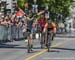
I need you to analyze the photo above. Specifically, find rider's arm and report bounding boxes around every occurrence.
[53,28,56,33]
[43,23,48,32]
[18,7,25,15]
[52,23,56,33]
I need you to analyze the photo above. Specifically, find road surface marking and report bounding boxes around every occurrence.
[43,57,75,60]
[25,40,69,60]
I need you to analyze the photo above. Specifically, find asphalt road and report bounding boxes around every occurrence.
[0,37,75,60]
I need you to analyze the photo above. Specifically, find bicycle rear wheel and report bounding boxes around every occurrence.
[47,38,51,52]
[27,32,32,53]
[41,33,45,49]
[27,39,31,53]
[47,32,52,52]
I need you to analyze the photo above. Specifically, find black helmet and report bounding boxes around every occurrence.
[47,20,52,24]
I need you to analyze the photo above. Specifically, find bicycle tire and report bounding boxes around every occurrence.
[41,33,45,49]
[47,31,52,52]
[27,39,31,53]
[47,38,51,52]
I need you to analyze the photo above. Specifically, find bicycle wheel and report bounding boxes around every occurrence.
[41,33,45,49]
[47,32,52,52]
[47,37,51,52]
[27,39,31,53]
[27,32,32,53]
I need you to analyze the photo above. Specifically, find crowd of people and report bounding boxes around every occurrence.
[0,2,57,43]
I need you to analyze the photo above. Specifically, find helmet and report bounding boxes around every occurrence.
[40,15,44,19]
[47,20,52,24]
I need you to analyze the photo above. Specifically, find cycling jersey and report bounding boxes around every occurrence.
[27,20,33,32]
[43,22,56,33]
[37,20,46,32]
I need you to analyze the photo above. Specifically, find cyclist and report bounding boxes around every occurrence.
[26,10,35,52]
[37,15,46,38]
[37,14,46,48]
[43,19,56,47]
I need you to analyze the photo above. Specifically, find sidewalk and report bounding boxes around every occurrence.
[56,32,75,38]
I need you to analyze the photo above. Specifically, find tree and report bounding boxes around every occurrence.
[17,0,71,18]
[43,0,71,17]
[17,0,27,10]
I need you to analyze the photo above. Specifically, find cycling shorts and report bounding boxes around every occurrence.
[46,28,53,35]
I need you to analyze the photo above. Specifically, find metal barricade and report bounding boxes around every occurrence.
[0,24,23,43]
[0,25,8,42]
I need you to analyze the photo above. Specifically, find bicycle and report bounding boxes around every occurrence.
[40,32,45,49]
[27,27,36,53]
[45,30,53,52]
[27,32,33,53]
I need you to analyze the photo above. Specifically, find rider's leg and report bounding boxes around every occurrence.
[23,32,27,39]
[45,32,48,47]
[52,32,56,41]
[29,34,33,48]
[45,31,51,47]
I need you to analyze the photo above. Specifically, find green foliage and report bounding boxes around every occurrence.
[43,0,71,16]
[71,1,75,8]
[17,0,72,18]
[17,0,27,9]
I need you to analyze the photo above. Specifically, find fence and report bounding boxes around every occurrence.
[0,24,23,42]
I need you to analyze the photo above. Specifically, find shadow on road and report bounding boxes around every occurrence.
[49,50,60,52]
[0,43,19,48]
[52,47,75,51]
[1,43,75,52]
[0,43,27,49]
[0,43,42,49]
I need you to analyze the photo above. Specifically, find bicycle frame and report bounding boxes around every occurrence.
[46,31,53,52]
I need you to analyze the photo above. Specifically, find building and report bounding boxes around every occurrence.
[6,0,17,13]
[0,0,7,17]
[0,0,17,14]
